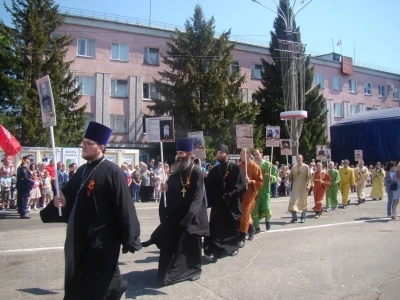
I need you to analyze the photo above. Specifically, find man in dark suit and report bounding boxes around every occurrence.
[16,155,35,219]
[318,147,325,156]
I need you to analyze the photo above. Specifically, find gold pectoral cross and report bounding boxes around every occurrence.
[181,187,187,197]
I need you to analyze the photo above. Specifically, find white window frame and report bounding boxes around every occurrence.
[332,77,342,90]
[251,64,263,79]
[394,88,399,100]
[110,114,127,134]
[143,82,160,100]
[111,43,129,61]
[314,74,325,88]
[77,38,96,58]
[350,105,358,115]
[378,85,386,97]
[333,103,343,117]
[143,47,159,65]
[349,80,357,93]
[364,82,372,95]
[111,79,128,97]
[230,61,240,74]
[77,76,95,96]
[84,113,94,130]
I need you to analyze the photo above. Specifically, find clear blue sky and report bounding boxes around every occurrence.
[1,0,399,73]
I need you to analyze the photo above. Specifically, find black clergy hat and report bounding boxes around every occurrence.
[218,144,229,155]
[176,138,194,153]
[84,122,112,146]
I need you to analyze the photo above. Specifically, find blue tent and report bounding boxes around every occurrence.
[330,107,400,162]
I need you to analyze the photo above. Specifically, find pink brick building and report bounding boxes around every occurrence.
[55,12,400,161]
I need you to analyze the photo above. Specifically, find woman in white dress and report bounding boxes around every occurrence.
[28,163,41,211]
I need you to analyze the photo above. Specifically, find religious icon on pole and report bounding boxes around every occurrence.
[280,139,292,156]
[36,75,56,128]
[266,126,280,147]
[316,145,327,161]
[354,150,363,162]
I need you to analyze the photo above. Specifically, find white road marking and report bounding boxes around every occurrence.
[0,247,63,253]
[0,217,389,254]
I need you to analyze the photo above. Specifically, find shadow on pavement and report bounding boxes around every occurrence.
[353,217,390,223]
[123,268,167,298]
[17,288,59,295]
[135,255,159,264]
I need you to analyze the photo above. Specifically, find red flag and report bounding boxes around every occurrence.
[0,125,22,156]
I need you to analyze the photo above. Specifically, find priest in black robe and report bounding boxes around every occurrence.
[203,144,246,263]
[40,122,142,300]
[141,138,209,285]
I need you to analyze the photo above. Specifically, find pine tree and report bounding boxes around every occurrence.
[0,0,85,147]
[148,5,258,161]
[254,0,327,162]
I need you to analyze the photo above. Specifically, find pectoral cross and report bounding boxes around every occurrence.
[181,187,186,197]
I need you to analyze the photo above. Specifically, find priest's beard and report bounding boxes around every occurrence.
[171,157,191,174]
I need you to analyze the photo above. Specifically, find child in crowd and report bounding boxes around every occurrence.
[42,170,53,208]
[0,176,11,210]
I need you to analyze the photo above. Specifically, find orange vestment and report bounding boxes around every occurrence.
[312,170,331,212]
[239,160,263,233]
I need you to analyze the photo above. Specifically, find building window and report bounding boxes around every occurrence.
[364,82,372,95]
[394,88,399,100]
[378,85,386,97]
[77,38,96,57]
[84,113,94,130]
[333,103,342,117]
[77,76,95,95]
[350,105,358,115]
[230,61,240,74]
[251,64,262,79]
[332,77,342,90]
[143,82,160,100]
[366,107,372,111]
[314,74,324,88]
[111,80,128,97]
[110,114,127,134]
[373,105,380,110]
[144,47,159,65]
[111,43,129,61]
[349,80,357,93]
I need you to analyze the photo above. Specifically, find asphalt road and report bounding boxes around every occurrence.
[0,187,399,300]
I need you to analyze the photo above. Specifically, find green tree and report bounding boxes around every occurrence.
[148,5,258,161]
[0,0,85,147]
[254,0,327,162]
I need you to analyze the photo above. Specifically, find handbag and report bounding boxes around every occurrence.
[390,182,398,191]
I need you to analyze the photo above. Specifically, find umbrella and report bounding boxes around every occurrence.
[0,125,21,156]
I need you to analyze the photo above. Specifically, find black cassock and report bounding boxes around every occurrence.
[147,164,209,283]
[40,157,142,300]
[203,161,246,257]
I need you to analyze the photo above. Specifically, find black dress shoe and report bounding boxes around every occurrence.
[205,254,218,263]
[266,222,271,231]
[229,250,238,256]
[159,279,174,286]
[248,225,256,240]
[238,239,245,248]
[290,219,297,223]
[255,227,261,234]
[189,274,200,281]
[20,215,31,219]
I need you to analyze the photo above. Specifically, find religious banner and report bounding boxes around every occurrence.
[36,75,56,128]
[354,150,363,161]
[236,124,254,149]
[266,126,280,147]
[62,148,81,168]
[316,145,328,161]
[280,139,292,156]
[145,116,175,143]
[188,131,206,159]
[326,148,332,161]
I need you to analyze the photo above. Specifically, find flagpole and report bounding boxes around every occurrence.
[49,126,62,217]
[245,148,248,189]
[340,36,342,56]
[160,141,167,207]
[332,38,334,53]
